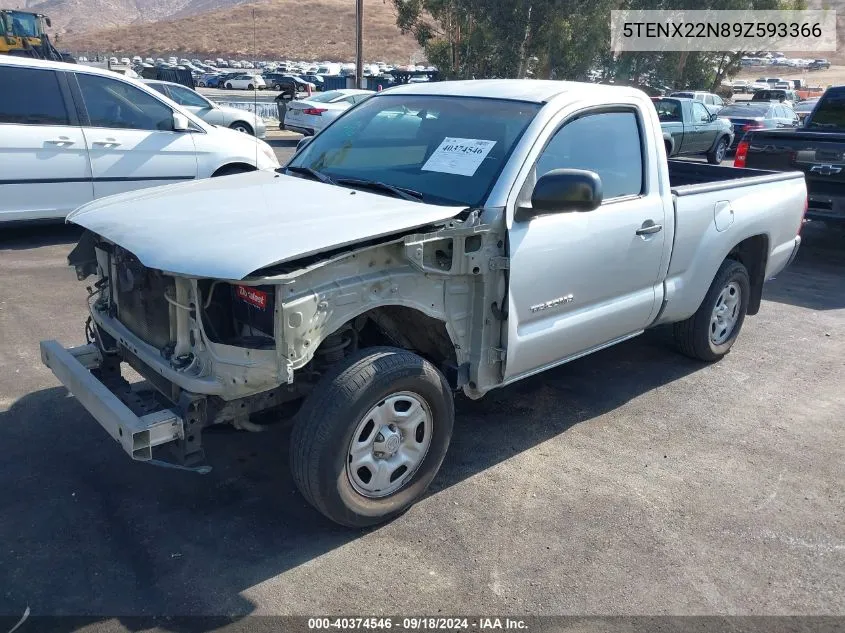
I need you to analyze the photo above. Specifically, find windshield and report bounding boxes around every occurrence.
[670,92,694,99]
[306,90,347,103]
[806,92,845,129]
[288,95,540,207]
[795,100,818,113]
[719,105,769,117]
[754,90,787,100]
[7,11,39,37]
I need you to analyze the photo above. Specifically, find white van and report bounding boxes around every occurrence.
[0,56,279,223]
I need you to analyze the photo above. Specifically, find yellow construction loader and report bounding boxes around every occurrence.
[0,9,71,61]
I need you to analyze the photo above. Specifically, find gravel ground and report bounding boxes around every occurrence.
[0,213,842,626]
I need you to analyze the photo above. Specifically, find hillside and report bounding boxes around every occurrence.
[52,0,422,64]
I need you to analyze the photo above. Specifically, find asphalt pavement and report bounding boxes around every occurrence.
[0,213,843,626]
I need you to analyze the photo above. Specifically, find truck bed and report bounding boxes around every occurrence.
[655,160,806,327]
[667,160,803,194]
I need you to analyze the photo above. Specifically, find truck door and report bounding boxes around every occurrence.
[503,107,667,381]
[691,101,716,152]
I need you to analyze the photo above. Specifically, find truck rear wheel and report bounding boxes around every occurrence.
[673,259,750,362]
[290,347,454,527]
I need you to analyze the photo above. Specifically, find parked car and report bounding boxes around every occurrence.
[264,73,313,94]
[0,56,279,223]
[302,73,325,88]
[736,85,845,224]
[40,80,805,527]
[750,88,799,108]
[144,80,267,138]
[668,91,726,113]
[731,80,751,94]
[793,98,819,124]
[809,59,831,70]
[282,89,373,136]
[195,72,219,87]
[223,74,266,90]
[652,97,734,163]
[716,102,799,150]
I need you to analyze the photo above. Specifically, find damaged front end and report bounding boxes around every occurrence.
[42,210,507,469]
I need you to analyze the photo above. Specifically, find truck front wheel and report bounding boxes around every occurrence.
[290,347,454,527]
[673,259,750,362]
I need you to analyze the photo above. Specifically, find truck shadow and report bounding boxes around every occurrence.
[762,221,845,311]
[0,223,82,250]
[0,329,699,626]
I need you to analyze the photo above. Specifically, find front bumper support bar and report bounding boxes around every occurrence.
[40,340,184,461]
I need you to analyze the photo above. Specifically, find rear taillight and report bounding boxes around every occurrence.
[734,141,749,167]
[302,107,327,116]
[742,122,765,131]
[799,196,808,235]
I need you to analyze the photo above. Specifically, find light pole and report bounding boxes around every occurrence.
[356,0,363,89]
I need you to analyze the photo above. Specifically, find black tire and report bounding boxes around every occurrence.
[707,136,729,164]
[273,83,282,91]
[664,140,672,157]
[673,259,751,362]
[225,82,232,90]
[247,83,254,90]
[229,121,254,136]
[290,347,454,528]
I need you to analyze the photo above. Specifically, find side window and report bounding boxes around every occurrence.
[0,66,70,125]
[167,85,210,108]
[714,95,723,107]
[704,95,714,105]
[342,95,358,104]
[692,102,710,123]
[148,83,169,97]
[77,73,174,131]
[535,110,644,200]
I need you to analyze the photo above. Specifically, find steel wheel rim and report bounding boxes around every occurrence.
[233,124,249,134]
[347,391,433,498]
[716,139,727,162]
[710,280,741,345]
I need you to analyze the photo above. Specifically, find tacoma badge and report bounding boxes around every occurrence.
[530,295,574,313]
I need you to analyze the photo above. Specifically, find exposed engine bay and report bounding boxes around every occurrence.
[63,210,506,468]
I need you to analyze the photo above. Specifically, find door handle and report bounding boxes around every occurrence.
[46,138,74,146]
[636,222,663,236]
[92,140,121,147]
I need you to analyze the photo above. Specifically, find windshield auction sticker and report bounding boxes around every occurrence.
[422,138,497,177]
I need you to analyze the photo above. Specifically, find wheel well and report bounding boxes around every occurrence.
[229,121,254,133]
[212,162,256,177]
[727,234,768,315]
[314,306,462,387]
[664,138,673,155]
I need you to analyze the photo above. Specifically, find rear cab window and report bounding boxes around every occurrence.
[805,89,845,129]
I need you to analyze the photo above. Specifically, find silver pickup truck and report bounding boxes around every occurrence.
[41,80,806,527]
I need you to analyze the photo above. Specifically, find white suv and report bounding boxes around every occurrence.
[0,56,279,223]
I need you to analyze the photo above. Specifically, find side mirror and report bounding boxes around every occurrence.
[45,16,52,27]
[710,113,719,122]
[296,136,314,152]
[172,112,190,131]
[516,169,603,221]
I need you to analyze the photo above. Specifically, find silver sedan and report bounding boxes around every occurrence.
[144,80,267,138]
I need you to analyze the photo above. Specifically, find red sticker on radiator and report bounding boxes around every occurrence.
[236,285,268,310]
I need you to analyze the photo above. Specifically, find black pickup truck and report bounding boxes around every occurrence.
[735,86,845,224]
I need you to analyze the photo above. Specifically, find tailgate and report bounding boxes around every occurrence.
[744,129,845,184]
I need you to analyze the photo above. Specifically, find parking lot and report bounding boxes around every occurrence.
[1,197,843,623]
